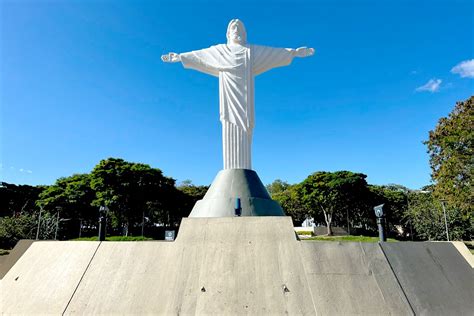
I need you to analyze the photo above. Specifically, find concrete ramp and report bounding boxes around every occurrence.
[381,242,474,316]
[0,239,34,279]
[65,217,315,315]
[0,241,99,315]
[300,242,413,315]
[1,217,472,315]
[64,241,179,314]
[451,241,474,268]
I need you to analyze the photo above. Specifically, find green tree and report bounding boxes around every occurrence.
[271,184,309,225]
[266,179,290,196]
[37,174,96,222]
[406,189,472,240]
[0,182,44,217]
[177,180,209,217]
[369,185,409,238]
[177,180,208,202]
[90,158,177,235]
[299,171,369,235]
[425,96,473,231]
[0,214,36,248]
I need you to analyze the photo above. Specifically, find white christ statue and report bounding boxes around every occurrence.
[162,19,314,170]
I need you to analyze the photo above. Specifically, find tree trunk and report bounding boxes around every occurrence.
[346,209,351,235]
[123,221,129,237]
[326,223,333,236]
[323,208,333,236]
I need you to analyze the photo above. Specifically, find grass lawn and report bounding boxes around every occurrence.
[303,235,399,242]
[72,236,153,241]
[0,249,9,256]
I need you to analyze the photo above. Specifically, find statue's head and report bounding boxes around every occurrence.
[226,19,247,45]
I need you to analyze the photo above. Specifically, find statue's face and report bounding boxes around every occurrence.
[227,19,247,44]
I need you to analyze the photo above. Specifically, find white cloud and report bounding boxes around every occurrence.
[451,59,474,78]
[19,168,33,174]
[416,78,442,93]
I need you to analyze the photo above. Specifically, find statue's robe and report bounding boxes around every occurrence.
[180,44,295,170]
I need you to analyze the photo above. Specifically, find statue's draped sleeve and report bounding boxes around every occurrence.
[251,45,295,76]
[179,46,221,77]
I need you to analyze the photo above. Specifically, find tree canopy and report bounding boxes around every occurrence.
[0,182,44,217]
[90,158,178,235]
[298,171,370,235]
[37,174,96,222]
[270,183,308,225]
[425,96,473,216]
[423,95,473,239]
[0,157,207,245]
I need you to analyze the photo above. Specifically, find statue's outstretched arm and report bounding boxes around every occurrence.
[161,52,181,63]
[162,48,219,77]
[252,45,314,76]
[292,47,315,58]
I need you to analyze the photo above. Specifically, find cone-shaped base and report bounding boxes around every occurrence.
[189,169,285,217]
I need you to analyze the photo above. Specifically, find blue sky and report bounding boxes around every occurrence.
[1,0,473,189]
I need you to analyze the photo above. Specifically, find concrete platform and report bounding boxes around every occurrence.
[1,217,473,315]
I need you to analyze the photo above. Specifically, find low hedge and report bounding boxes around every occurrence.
[296,231,313,236]
[72,236,153,241]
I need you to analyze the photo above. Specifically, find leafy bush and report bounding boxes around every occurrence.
[295,231,313,236]
[305,235,398,242]
[107,236,153,241]
[0,214,36,249]
[407,191,473,241]
[72,236,153,241]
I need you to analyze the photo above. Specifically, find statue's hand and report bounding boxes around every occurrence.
[161,52,181,63]
[295,47,315,58]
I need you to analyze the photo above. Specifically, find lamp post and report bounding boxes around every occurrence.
[141,210,145,237]
[98,206,108,241]
[406,192,413,241]
[54,206,62,240]
[36,206,43,240]
[346,209,350,235]
[79,219,83,238]
[374,204,386,242]
[440,200,450,241]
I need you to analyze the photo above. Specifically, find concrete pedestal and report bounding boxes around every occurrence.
[189,169,285,217]
[2,218,473,315]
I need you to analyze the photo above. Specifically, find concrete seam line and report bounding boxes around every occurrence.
[298,242,319,316]
[378,243,416,316]
[62,241,102,315]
